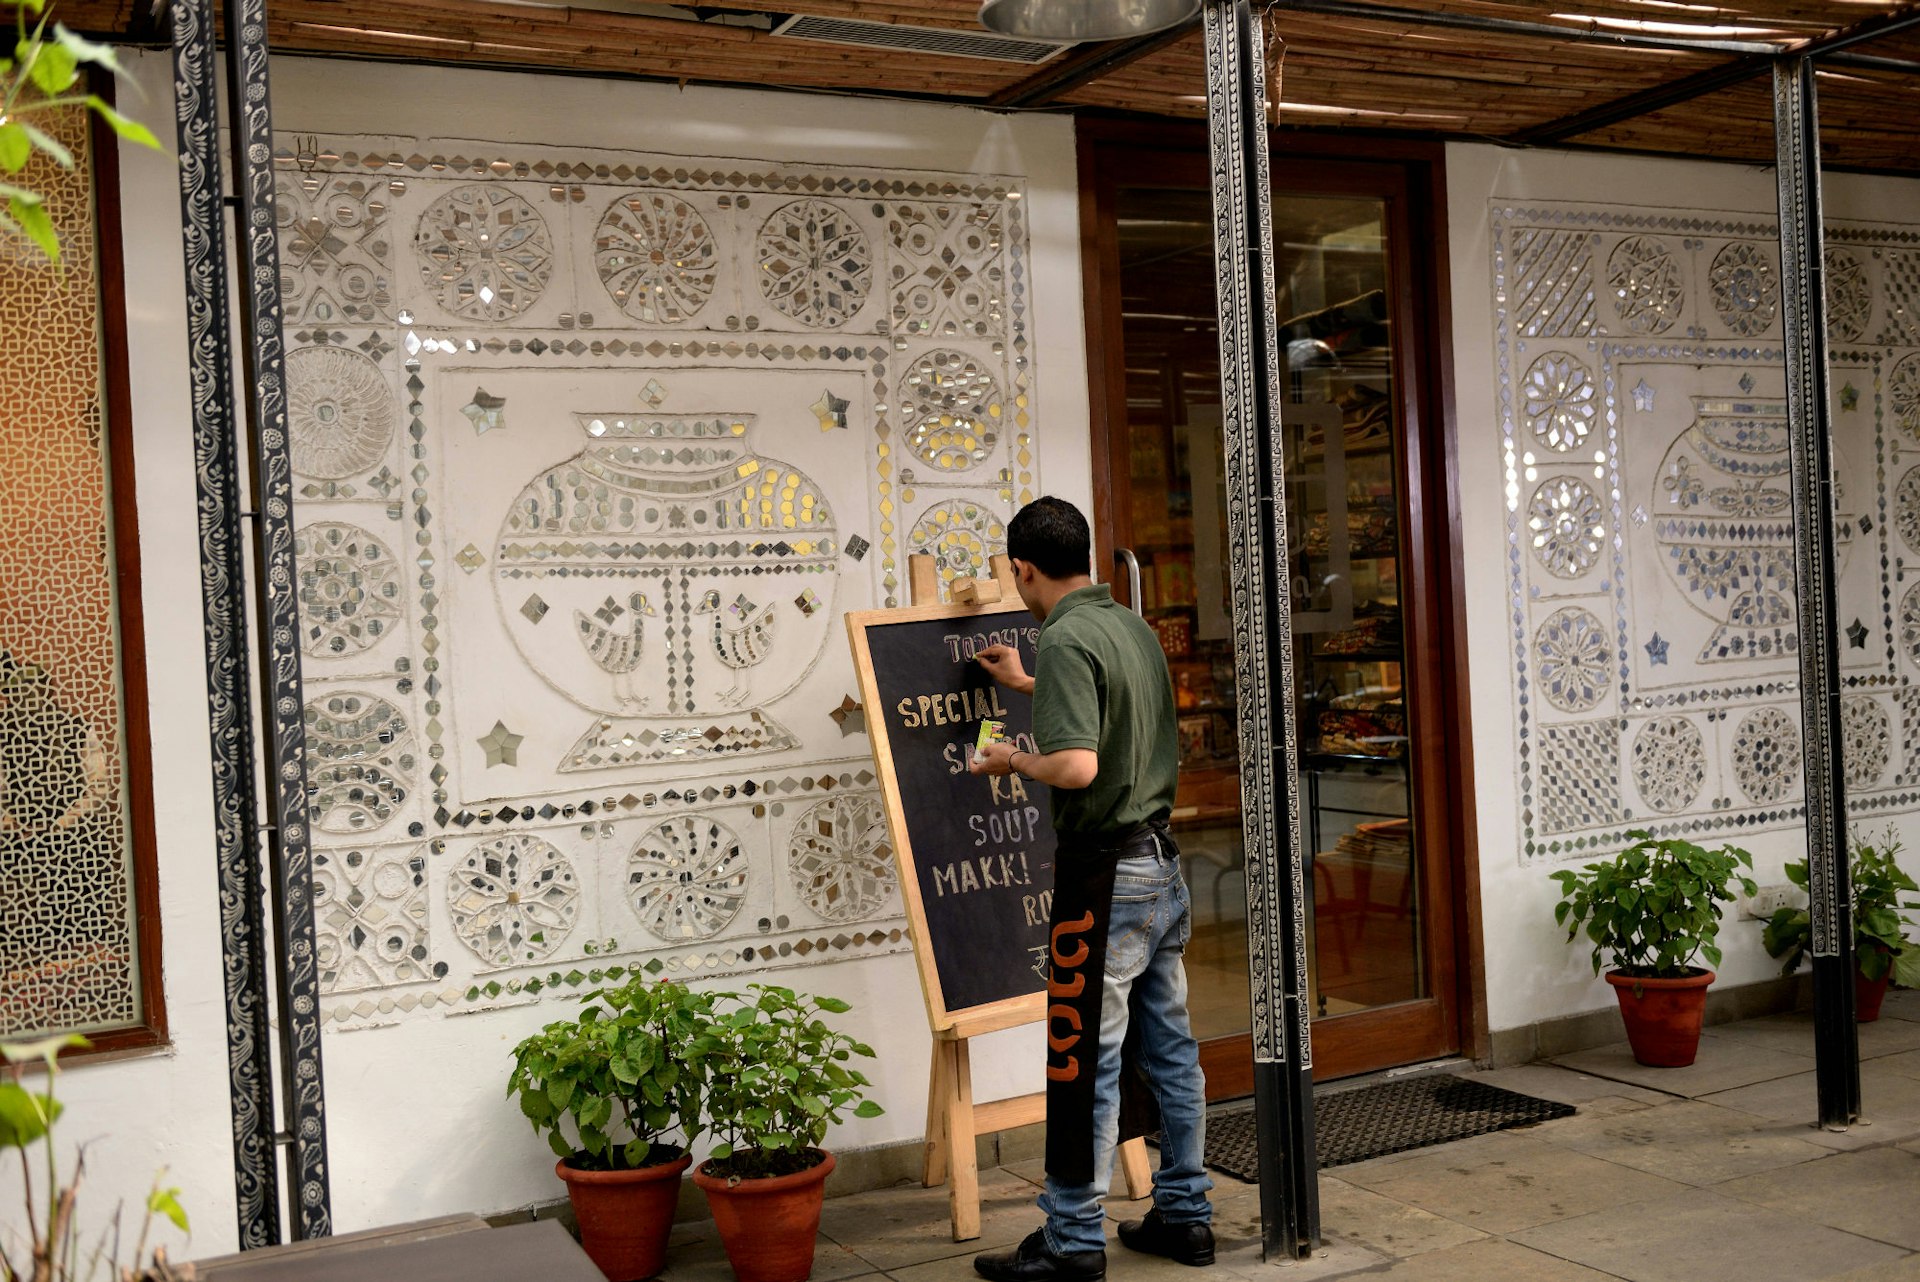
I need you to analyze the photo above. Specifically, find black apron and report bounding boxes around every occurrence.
[1044,823,1167,1185]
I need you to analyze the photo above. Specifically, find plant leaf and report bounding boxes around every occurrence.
[148,1184,190,1233]
[6,192,59,265]
[0,123,29,172]
[84,95,160,150]
[54,24,122,73]
[27,39,78,96]
[0,1032,88,1069]
[0,1085,62,1148]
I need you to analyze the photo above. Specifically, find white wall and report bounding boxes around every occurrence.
[2,51,1087,1259]
[1446,141,1920,1033]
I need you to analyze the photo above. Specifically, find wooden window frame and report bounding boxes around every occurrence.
[7,88,168,1061]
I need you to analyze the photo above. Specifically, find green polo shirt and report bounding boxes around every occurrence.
[1031,584,1179,837]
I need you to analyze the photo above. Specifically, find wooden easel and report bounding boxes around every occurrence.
[903,553,1153,1241]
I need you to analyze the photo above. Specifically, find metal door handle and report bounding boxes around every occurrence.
[1114,547,1144,617]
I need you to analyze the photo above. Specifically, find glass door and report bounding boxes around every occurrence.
[1083,139,1464,1091]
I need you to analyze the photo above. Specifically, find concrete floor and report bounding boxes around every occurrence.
[659,988,1920,1282]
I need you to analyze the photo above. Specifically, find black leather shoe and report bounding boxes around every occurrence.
[973,1230,1106,1282]
[1118,1208,1215,1267]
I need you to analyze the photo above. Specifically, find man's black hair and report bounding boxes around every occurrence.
[1007,496,1091,581]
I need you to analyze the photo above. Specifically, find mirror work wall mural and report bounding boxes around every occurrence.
[1495,200,1920,864]
[277,136,1040,1027]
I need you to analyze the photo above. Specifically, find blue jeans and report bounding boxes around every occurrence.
[1039,838,1213,1254]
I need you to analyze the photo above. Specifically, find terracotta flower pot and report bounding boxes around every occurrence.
[1856,965,1892,1023]
[693,1149,835,1282]
[1606,968,1714,1067]
[556,1149,691,1282]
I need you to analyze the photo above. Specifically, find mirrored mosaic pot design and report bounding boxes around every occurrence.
[494,410,838,769]
[1653,397,1855,664]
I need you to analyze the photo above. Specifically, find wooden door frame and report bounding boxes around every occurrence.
[1074,117,1487,1092]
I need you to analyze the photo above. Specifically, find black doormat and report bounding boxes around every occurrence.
[1183,1074,1575,1180]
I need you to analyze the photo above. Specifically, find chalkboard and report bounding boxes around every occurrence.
[846,598,1056,1035]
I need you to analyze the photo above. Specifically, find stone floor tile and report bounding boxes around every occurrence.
[1878,989,1920,1022]
[1324,1237,1621,1281]
[659,1217,875,1282]
[1527,1098,1829,1186]
[1817,1254,1920,1281]
[1209,1235,1390,1281]
[1509,1189,1909,1282]
[1696,1005,1920,1060]
[1332,1129,1689,1234]
[1553,1038,1813,1098]
[817,1171,1052,1271]
[1875,1047,1920,1081]
[1459,1063,1670,1109]
[1699,1063,1920,1148]
[1714,1146,1920,1249]
[1312,1175,1486,1259]
[1859,1014,1920,1058]
[883,1251,993,1282]
[1700,1011,1819,1058]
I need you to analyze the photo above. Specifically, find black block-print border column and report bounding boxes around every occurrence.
[168,0,282,1249]
[1773,55,1860,1131]
[221,0,333,1236]
[1202,0,1318,1259]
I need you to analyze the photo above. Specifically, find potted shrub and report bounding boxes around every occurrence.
[508,977,718,1281]
[2,1034,191,1280]
[1551,832,1756,1067]
[693,984,883,1282]
[1761,830,1920,1022]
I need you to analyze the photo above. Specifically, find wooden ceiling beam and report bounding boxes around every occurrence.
[1509,1,1920,144]
[986,13,1200,109]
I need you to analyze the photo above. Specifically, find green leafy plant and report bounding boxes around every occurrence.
[1,1034,191,1282]
[3,0,159,267]
[507,976,719,1172]
[1551,831,1757,978]
[1762,829,1920,987]
[701,985,883,1182]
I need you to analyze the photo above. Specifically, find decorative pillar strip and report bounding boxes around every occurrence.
[1201,0,1318,1256]
[168,0,282,1249]
[222,0,333,1235]
[1772,55,1859,1129]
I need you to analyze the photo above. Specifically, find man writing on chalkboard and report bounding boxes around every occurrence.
[969,496,1213,1282]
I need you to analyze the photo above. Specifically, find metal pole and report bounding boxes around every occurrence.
[168,0,281,1249]
[1772,55,1861,1130]
[1201,0,1318,1258]
[221,0,334,1235]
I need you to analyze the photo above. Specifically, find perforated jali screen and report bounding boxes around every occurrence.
[0,106,146,1040]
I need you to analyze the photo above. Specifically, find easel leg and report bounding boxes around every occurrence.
[948,1040,981,1242]
[1119,1136,1153,1200]
[924,1038,953,1188]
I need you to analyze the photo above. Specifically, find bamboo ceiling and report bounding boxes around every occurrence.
[56,0,1920,172]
